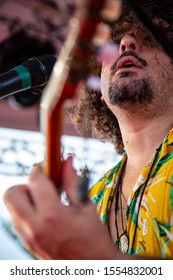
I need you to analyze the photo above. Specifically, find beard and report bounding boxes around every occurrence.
[108,77,154,107]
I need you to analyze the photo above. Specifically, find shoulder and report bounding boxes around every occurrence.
[88,160,122,205]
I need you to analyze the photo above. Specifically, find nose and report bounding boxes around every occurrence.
[119,35,140,54]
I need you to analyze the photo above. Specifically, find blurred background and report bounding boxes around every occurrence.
[0,0,77,132]
[0,0,120,259]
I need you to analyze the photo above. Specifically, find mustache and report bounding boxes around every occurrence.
[110,50,147,74]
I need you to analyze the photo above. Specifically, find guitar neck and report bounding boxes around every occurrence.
[40,0,122,187]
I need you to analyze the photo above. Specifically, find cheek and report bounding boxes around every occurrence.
[101,64,110,98]
[155,65,172,82]
[152,53,173,79]
[149,56,173,94]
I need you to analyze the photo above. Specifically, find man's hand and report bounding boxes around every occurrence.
[3,157,118,260]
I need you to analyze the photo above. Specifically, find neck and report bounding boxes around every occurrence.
[117,112,173,168]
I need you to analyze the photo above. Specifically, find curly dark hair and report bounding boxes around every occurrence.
[71,1,173,155]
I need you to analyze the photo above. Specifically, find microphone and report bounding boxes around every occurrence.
[0,54,57,99]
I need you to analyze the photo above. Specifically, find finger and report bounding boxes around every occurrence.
[12,215,54,260]
[3,184,36,225]
[62,156,81,205]
[28,164,60,214]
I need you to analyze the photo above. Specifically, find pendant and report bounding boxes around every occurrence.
[119,232,129,254]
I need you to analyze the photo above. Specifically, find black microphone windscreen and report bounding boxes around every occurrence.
[22,54,57,87]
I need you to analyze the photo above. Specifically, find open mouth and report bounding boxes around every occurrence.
[116,56,143,72]
[121,62,136,68]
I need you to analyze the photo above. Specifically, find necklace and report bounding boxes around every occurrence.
[114,144,162,254]
[114,157,129,254]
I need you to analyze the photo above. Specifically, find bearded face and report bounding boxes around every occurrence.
[101,36,173,118]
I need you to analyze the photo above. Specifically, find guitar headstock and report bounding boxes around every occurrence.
[40,0,122,187]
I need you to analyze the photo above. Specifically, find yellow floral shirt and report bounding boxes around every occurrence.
[89,130,173,259]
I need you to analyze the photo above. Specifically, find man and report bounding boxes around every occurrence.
[3,1,173,259]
